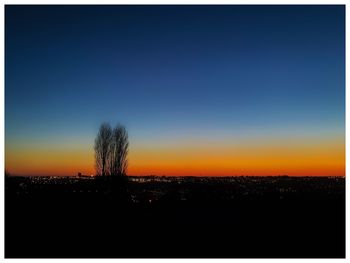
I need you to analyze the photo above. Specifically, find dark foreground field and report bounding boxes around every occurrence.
[5,175,345,258]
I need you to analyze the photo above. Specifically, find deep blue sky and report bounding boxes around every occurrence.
[5,5,345,175]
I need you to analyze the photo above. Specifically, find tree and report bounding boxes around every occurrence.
[94,123,112,176]
[108,128,118,176]
[108,124,129,176]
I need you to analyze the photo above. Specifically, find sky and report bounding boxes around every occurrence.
[5,5,345,176]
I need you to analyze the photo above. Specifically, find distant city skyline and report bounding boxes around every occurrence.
[5,5,345,176]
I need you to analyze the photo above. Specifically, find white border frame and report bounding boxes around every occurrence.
[0,1,347,262]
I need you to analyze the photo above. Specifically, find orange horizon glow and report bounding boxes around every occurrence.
[5,134,345,177]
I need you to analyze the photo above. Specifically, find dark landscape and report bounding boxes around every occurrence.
[5,175,345,258]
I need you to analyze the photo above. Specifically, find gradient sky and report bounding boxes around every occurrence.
[5,5,345,176]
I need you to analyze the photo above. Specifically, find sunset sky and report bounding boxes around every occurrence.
[5,5,345,176]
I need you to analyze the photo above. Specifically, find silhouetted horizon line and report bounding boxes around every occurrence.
[5,174,345,178]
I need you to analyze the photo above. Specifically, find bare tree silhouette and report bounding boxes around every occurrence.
[108,128,118,176]
[108,124,129,176]
[94,123,112,176]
